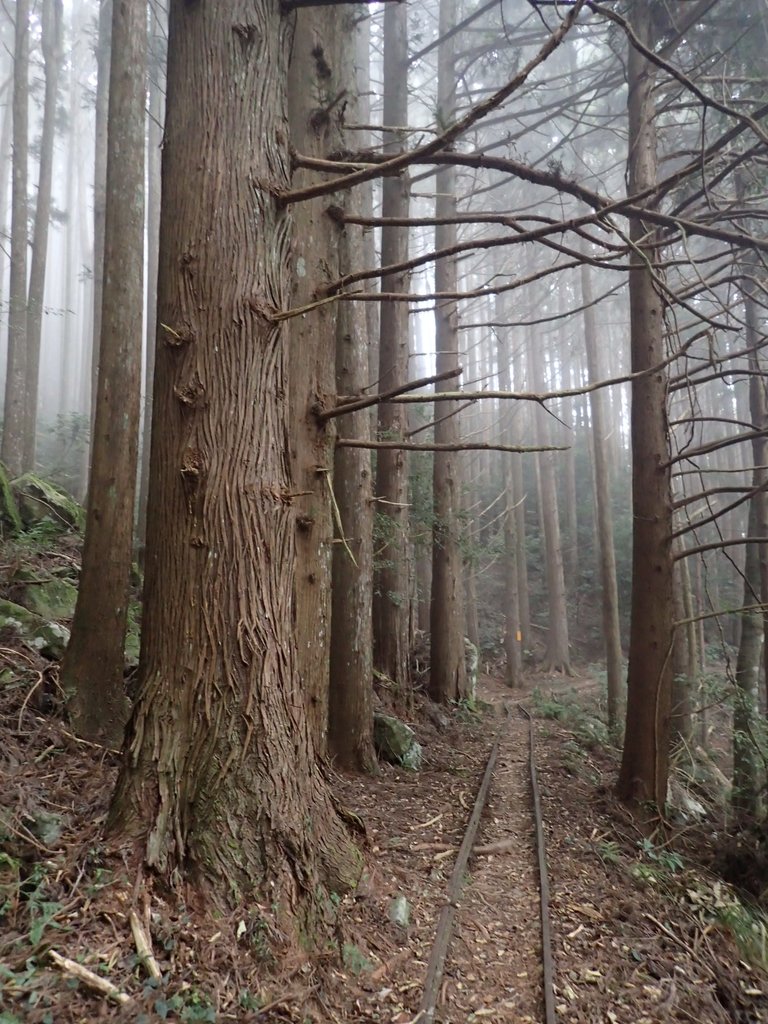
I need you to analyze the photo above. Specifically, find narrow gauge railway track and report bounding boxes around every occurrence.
[414,703,555,1024]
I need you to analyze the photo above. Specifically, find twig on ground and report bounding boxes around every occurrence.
[49,949,131,1005]
[129,909,162,981]
[18,671,44,729]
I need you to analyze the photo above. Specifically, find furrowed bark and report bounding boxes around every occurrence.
[617,4,674,811]
[109,0,361,924]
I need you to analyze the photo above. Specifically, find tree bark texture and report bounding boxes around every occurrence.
[617,4,675,810]
[733,497,763,816]
[670,556,693,748]
[560,338,579,590]
[137,5,166,551]
[373,0,411,694]
[23,0,63,471]
[354,14,379,439]
[109,0,361,917]
[497,328,522,688]
[732,245,767,816]
[429,0,466,704]
[0,66,13,324]
[287,12,349,753]
[581,258,623,732]
[59,0,85,427]
[464,561,480,652]
[87,0,112,458]
[61,0,146,746]
[512,341,531,647]
[327,12,375,773]
[527,334,571,674]
[1,0,29,477]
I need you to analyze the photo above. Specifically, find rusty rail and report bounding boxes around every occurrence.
[520,703,556,1024]
[415,704,556,1024]
[417,727,502,1024]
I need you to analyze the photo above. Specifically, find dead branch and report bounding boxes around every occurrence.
[673,602,768,627]
[49,950,131,1005]
[407,399,477,438]
[318,366,461,422]
[673,485,766,510]
[673,537,768,561]
[664,427,768,467]
[280,0,587,205]
[671,481,768,539]
[336,440,567,453]
[129,909,162,982]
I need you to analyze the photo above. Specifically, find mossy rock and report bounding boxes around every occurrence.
[0,599,70,659]
[11,474,85,532]
[18,576,78,621]
[373,713,422,770]
[0,461,22,534]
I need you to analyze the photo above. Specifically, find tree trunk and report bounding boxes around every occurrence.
[58,0,84,425]
[137,5,166,552]
[1,0,29,477]
[671,556,693,748]
[512,340,531,647]
[327,12,376,774]
[733,499,763,816]
[23,0,63,471]
[581,258,623,732]
[527,333,571,674]
[732,239,767,817]
[81,0,112,491]
[108,0,361,921]
[617,4,675,810]
[60,0,146,746]
[429,0,466,704]
[497,329,522,688]
[0,64,15,385]
[329,279,376,770]
[560,335,579,591]
[373,0,411,695]
[354,14,379,440]
[287,12,346,753]
[464,558,480,653]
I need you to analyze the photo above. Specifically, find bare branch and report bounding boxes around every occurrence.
[336,440,567,454]
[317,366,462,422]
[674,538,768,561]
[279,0,587,205]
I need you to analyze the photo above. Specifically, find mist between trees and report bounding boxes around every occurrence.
[0,0,767,933]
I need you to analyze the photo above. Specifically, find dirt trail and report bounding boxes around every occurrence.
[330,676,555,1023]
[333,672,768,1024]
[440,696,544,1022]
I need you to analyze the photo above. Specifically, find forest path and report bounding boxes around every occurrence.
[437,680,545,1023]
[331,671,767,1024]
[331,671,591,1023]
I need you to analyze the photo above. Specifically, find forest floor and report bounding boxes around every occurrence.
[2,656,768,1024]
